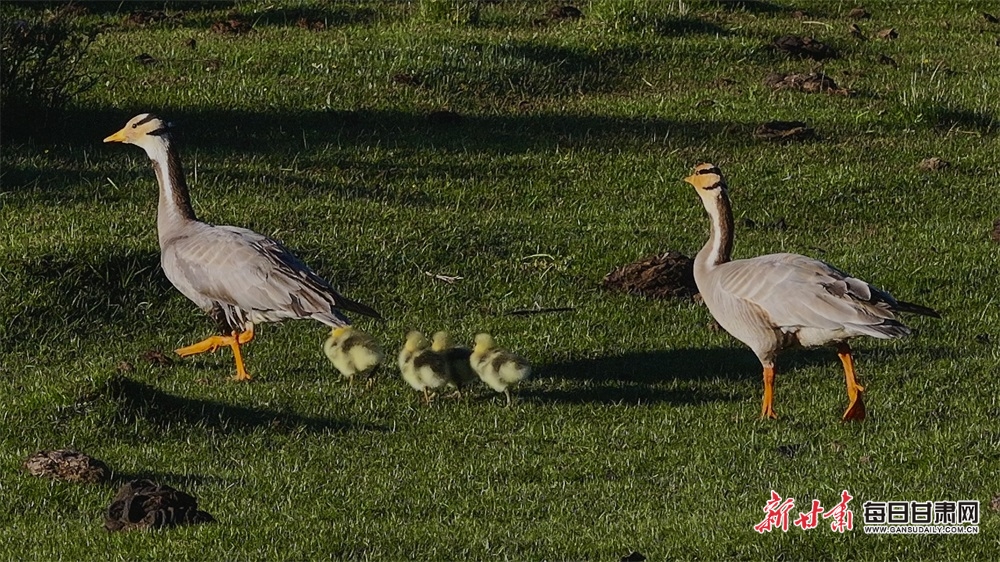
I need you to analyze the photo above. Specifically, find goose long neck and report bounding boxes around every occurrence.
[696,191,734,270]
[146,138,196,246]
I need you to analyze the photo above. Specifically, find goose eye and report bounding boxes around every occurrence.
[131,123,138,129]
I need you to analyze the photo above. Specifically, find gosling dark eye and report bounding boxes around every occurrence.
[132,124,138,129]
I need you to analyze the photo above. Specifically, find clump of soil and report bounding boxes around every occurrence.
[134,53,157,66]
[876,28,898,40]
[753,121,815,142]
[211,16,252,34]
[918,157,949,171]
[392,73,423,87]
[548,5,583,20]
[125,10,174,27]
[296,16,325,31]
[24,449,110,484]
[534,5,583,26]
[847,8,870,19]
[763,72,849,95]
[991,218,1000,243]
[877,54,898,67]
[602,252,697,300]
[771,35,837,60]
[141,349,173,367]
[105,480,214,532]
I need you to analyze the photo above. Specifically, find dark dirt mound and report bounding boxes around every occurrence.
[549,6,583,20]
[918,157,949,171]
[24,449,110,484]
[876,28,898,40]
[602,252,697,300]
[771,35,836,60]
[753,121,815,142]
[211,16,252,34]
[105,479,214,531]
[763,72,849,95]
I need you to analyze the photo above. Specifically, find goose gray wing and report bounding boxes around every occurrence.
[710,253,916,339]
[162,223,380,326]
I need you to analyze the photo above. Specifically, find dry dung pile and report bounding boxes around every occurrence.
[771,35,837,60]
[105,479,214,531]
[602,252,697,300]
[24,449,110,484]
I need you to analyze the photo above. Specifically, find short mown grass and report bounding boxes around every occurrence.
[1,1,998,559]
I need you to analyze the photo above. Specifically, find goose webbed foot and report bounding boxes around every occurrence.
[175,328,255,382]
[838,344,866,422]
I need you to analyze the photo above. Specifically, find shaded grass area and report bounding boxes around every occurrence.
[2,0,999,559]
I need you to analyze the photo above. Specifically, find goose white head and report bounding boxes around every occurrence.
[683,162,727,202]
[104,113,173,158]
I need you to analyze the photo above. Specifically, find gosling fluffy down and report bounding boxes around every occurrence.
[470,333,530,405]
[399,331,451,402]
[323,327,384,385]
[431,331,477,392]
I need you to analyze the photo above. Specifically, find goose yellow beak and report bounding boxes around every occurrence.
[103,128,128,143]
[683,174,697,185]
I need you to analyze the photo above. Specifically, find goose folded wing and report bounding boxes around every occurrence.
[165,226,380,321]
[712,253,902,333]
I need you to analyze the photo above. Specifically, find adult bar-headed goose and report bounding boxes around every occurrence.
[684,163,938,421]
[104,113,380,381]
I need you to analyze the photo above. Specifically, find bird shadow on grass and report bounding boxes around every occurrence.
[529,346,913,405]
[40,106,746,155]
[79,375,382,435]
[0,249,173,351]
[0,164,123,208]
[0,250,172,349]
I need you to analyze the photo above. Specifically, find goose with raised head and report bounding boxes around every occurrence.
[104,113,381,381]
[684,163,938,421]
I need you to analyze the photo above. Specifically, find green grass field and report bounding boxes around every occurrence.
[2,0,998,559]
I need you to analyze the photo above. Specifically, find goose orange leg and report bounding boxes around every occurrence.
[175,326,255,381]
[838,343,866,421]
[761,365,778,419]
